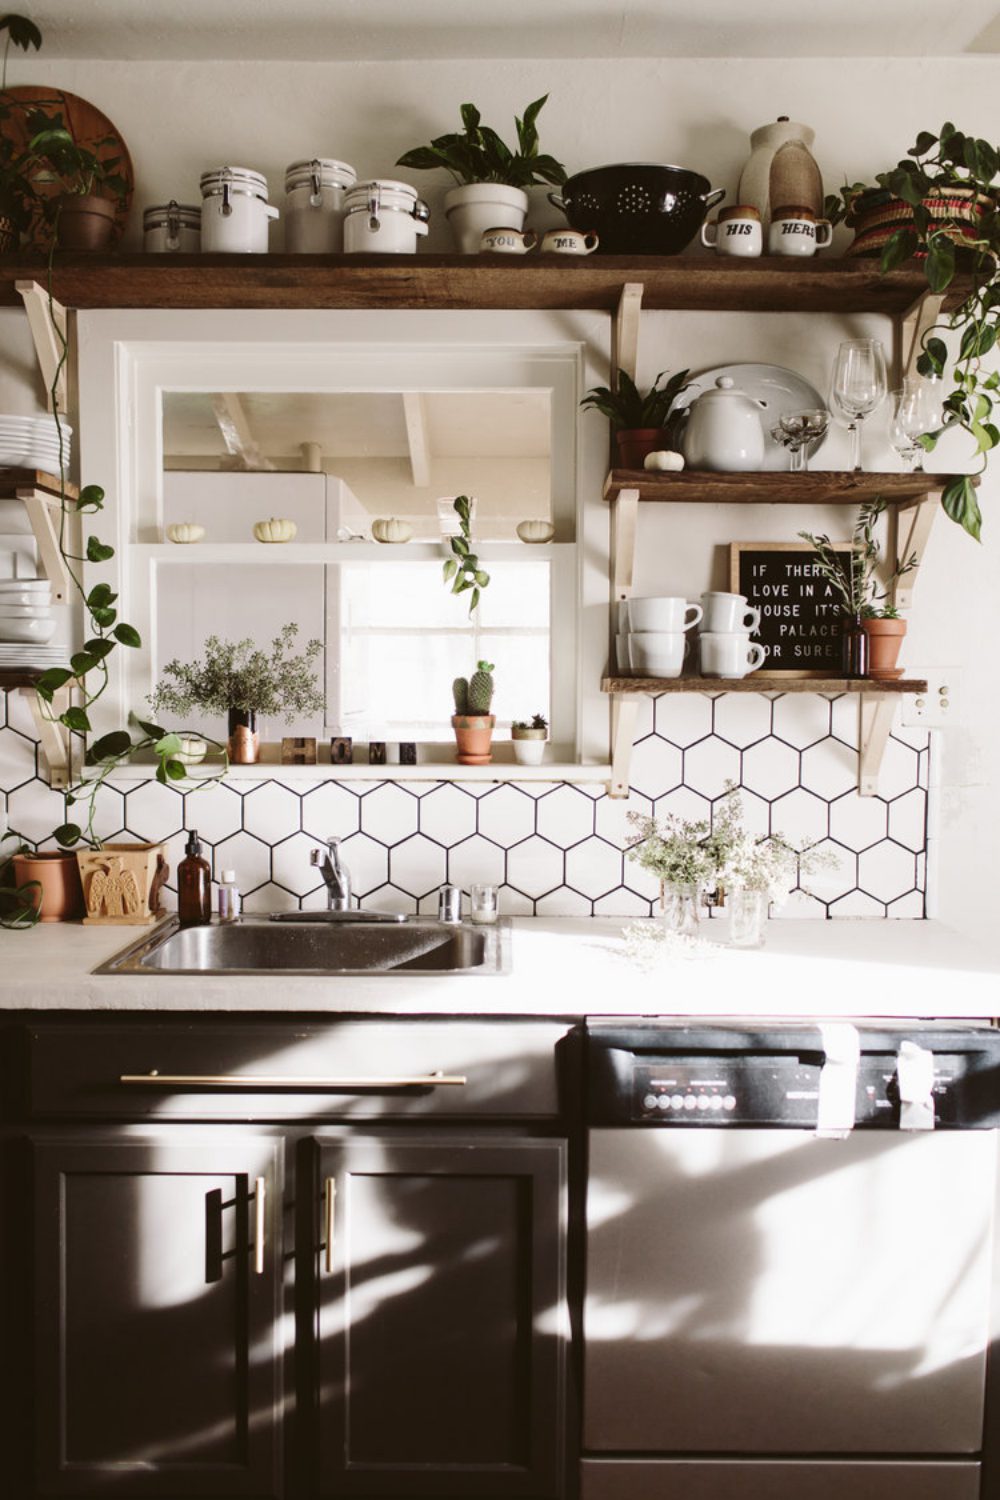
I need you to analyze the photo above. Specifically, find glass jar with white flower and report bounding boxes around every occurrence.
[626,809,729,937]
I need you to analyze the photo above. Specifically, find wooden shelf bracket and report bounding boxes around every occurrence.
[20,684,72,788]
[609,693,639,798]
[858,692,897,797]
[610,281,644,389]
[14,485,71,603]
[15,280,68,415]
[891,493,937,613]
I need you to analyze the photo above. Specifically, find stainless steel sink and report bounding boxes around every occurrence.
[97,916,510,977]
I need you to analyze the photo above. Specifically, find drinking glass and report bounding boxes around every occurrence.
[888,378,943,473]
[469,883,499,925]
[770,408,830,472]
[830,338,888,471]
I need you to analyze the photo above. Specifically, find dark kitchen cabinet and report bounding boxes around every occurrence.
[314,1136,567,1498]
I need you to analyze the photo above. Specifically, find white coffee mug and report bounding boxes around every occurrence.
[700,205,763,258]
[627,596,703,632]
[700,632,768,679]
[701,592,761,633]
[540,228,599,255]
[767,206,833,257]
[481,226,538,254]
[628,631,689,678]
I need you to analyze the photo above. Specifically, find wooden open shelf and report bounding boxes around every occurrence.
[0,469,77,500]
[602,675,928,695]
[0,254,968,314]
[603,471,952,507]
[0,670,44,688]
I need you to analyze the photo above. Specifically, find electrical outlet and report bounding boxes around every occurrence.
[901,668,959,730]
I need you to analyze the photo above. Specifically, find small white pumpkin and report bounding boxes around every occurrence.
[252,517,297,543]
[165,522,205,544]
[176,734,209,765]
[371,517,413,544]
[516,520,555,543]
[643,450,685,472]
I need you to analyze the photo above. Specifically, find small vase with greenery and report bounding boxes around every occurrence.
[626,805,729,937]
[442,494,489,616]
[826,123,1000,540]
[799,498,917,678]
[27,119,128,250]
[451,661,495,765]
[150,625,324,765]
[397,95,566,253]
[580,368,690,469]
[511,711,548,766]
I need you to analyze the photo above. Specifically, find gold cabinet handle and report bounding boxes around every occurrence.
[120,1072,467,1089]
[254,1176,266,1276]
[324,1177,336,1273]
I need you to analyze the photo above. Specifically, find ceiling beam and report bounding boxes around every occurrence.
[211,392,274,471]
[402,393,431,488]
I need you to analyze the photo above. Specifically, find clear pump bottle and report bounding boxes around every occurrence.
[217,868,241,923]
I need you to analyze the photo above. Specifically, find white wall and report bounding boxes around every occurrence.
[4,52,998,933]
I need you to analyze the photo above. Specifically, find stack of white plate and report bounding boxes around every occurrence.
[0,414,73,473]
[0,579,58,656]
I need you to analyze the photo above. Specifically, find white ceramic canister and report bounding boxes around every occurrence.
[284,158,357,252]
[199,167,279,254]
[143,200,201,253]
[343,180,430,254]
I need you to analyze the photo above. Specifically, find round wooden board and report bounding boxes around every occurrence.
[0,85,134,247]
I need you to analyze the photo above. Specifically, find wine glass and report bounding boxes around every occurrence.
[830,338,888,471]
[889,378,944,472]
[770,408,830,472]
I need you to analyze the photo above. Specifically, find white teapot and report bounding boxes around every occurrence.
[682,377,767,471]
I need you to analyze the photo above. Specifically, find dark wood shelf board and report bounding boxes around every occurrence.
[0,468,78,500]
[602,675,927,695]
[0,670,45,688]
[604,470,949,506]
[0,254,966,314]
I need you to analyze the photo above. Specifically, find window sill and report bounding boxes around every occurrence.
[103,756,612,786]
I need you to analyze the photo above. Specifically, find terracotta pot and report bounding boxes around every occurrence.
[452,713,495,766]
[863,617,907,680]
[76,842,168,926]
[615,428,667,470]
[12,851,85,922]
[228,707,259,764]
[55,193,117,252]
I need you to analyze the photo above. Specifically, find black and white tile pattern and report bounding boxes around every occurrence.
[0,690,929,919]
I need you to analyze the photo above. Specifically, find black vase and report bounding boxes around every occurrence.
[227,707,259,764]
[840,613,869,679]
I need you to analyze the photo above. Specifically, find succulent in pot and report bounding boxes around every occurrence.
[511,711,548,766]
[26,119,129,251]
[452,660,495,765]
[397,95,566,254]
[580,367,691,470]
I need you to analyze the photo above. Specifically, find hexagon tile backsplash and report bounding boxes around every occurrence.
[0,691,929,919]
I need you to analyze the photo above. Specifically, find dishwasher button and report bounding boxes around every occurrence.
[683,1094,697,1110]
[709,1095,724,1111]
[723,1095,737,1111]
[670,1093,685,1109]
[642,1094,658,1111]
[696,1095,710,1111]
[656,1095,671,1110]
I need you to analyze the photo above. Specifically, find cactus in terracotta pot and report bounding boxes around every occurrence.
[451,660,496,765]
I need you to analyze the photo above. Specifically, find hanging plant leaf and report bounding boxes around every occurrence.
[112,623,141,648]
[85,536,115,563]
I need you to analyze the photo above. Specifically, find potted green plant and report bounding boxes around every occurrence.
[511,711,548,766]
[580,368,691,470]
[149,624,325,765]
[27,119,128,250]
[452,660,495,765]
[799,498,917,678]
[825,123,1000,540]
[397,94,566,253]
[0,13,42,249]
[441,494,489,616]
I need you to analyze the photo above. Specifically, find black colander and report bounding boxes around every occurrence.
[549,162,725,255]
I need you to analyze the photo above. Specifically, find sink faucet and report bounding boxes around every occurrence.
[311,837,352,911]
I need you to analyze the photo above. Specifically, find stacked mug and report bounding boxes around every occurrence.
[698,592,768,678]
[616,596,703,677]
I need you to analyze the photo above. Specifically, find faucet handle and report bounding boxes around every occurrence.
[310,848,323,867]
[437,884,462,923]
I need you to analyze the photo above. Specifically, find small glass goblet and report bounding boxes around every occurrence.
[771,408,830,472]
[889,379,943,473]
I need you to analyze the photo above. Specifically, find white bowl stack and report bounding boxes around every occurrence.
[0,579,62,667]
[0,414,72,474]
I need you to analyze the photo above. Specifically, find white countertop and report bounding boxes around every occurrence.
[0,917,996,1019]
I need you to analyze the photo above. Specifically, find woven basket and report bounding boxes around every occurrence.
[845,185,992,259]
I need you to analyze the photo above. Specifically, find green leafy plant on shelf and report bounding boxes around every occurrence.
[148,625,325,721]
[826,123,1000,541]
[0,13,41,89]
[580,368,691,431]
[442,494,489,616]
[397,95,566,188]
[0,13,42,241]
[798,498,917,618]
[27,120,128,206]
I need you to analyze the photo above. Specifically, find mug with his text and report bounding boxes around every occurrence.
[700,205,763,258]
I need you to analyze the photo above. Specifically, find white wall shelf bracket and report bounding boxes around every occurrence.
[21,684,72,789]
[15,279,68,415]
[891,493,937,613]
[15,486,71,603]
[858,693,897,797]
[609,694,640,798]
[898,290,946,381]
[608,485,641,796]
[611,281,644,389]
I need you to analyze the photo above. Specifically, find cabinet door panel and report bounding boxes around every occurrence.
[34,1133,283,1498]
[316,1137,567,1498]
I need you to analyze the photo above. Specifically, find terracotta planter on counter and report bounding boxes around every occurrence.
[452,713,495,766]
[76,841,168,926]
[12,851,85,922]
[615,428,666,470]
[863,617,907,680]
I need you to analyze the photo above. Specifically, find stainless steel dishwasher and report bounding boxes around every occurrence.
[582,1021,1000,1500]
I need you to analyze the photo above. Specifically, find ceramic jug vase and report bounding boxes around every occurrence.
[738,117,823,227]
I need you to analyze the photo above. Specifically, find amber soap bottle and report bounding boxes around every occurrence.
[177,830,212,925]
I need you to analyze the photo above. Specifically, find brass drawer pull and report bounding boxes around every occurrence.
[324,1177,336,1273]
[120,1071,467,1089]
[253,1176,266,1276]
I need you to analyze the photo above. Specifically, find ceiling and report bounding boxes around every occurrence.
[21,0,1000,59]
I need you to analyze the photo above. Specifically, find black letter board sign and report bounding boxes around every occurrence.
[729,542,852,678]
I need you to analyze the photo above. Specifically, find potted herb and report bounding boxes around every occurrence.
[442,494,489,616]
[825,123,1000,540]
[511,712,548,766]
[397,94,566,253]
[580,368,690,470]
[149,624,325,765]
[799,498,917,678]
[27,120,128,250]
[452,661,495,765]
[0,13,42,249]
